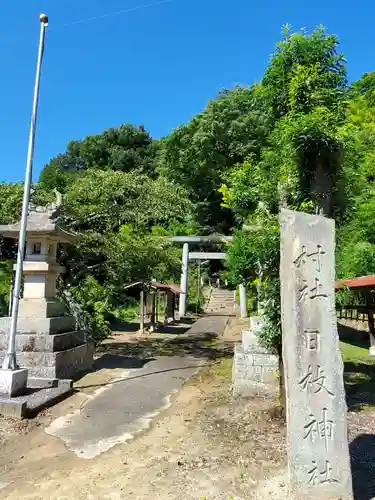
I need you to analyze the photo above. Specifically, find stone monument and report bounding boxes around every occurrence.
[0,194,94,383]
[280,208,353,499]
[232,316,279,396]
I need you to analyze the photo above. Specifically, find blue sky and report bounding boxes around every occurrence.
[0,0,374,182]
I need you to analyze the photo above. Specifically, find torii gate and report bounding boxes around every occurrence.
[168,235,247,318]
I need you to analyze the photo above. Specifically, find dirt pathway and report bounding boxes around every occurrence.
[0,361,287,500]
[0,317,288,500]
[0,316,375,498]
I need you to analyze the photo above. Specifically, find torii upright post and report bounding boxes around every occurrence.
[179,243,189,318]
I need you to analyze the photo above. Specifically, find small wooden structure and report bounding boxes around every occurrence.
[124,281,181,333]
[336,274,375,355]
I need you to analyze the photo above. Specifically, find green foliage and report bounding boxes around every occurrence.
[2,24,375,354]
[39,124,158,181]
[223,26,353,353]
[225,212,281,351]
[38,157,77,194]
[187,266,206,313]
[349,71,375,106]
[64,276,112,344]
[263,25,347,118]
[112,297,140,324]
[0,182,23,224]
[158,85,273,232]
[225,216,279,285]
[58,169,190,234]
[104,226,181,287]
[0,261,12,316]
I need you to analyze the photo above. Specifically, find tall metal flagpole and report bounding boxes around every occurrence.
[2,14,49,370]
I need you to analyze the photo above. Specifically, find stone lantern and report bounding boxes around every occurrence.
[0,195,93,391]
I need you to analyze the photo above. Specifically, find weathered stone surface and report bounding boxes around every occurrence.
[0,330,86,353]
[242,329,274,355]
[0,343,94,379]
[280,208,353,499]
[0,197,92,388]
[0,368,28,397]
[0,379,73,418]
[0,316,75,335]
[232,324,279,397]
[0,398,26,418]
[18,298,65,318]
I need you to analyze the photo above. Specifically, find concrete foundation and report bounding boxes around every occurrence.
[0,368,28,397]
[232,317,279,396]
[0,378,73,418]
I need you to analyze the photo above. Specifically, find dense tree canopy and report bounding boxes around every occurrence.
[157,85,273,232]
[221,27,375,351]
[1,25,375,345]
[38,124,158,194]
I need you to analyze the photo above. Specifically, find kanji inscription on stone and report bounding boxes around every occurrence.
[280,209,353,499]
[303,408,334,451]
[304,329,320,351]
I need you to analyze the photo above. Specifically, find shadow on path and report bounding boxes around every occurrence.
[96,332,234,363]
[77,365,202,390]
[350,433,375,500]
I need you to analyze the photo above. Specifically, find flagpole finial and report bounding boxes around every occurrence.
[40,13,49,25]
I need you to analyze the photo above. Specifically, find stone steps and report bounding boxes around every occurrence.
[205,289,235,314]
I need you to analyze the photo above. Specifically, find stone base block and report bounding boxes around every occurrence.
[54,342,95,379]
[232,343,279,397]
[0,368,28,397]
[18,299,65,318]
[370,346,375,356]
[242,329,270,354]
[0,316,75,335]
[0,330,87,353]
[249,316,263,332]
[0,343,94,379]
[0,379,74,418]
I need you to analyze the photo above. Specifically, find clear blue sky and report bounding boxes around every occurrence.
[0,0,374,182]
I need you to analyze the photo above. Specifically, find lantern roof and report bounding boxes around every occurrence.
[0,191,76,244]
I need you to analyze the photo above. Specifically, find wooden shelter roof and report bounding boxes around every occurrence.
[124,280,181,295]
[336,275,375,290]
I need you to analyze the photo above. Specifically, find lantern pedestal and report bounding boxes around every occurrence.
[0,368,28,397]
[0,202,94,382]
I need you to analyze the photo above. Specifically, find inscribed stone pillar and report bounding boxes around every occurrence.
[280,209,353,500]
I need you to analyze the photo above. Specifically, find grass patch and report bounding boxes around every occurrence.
[345,372,372,385]
[340,341,374,364]
[214,357,233,377]
[341,340,375,411]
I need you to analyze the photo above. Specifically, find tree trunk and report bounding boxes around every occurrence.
[311,161,333,217]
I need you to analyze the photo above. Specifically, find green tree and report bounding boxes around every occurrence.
[223,26,352,359]
[38,124,158,190]
[263,25,347,119]
[0,182,23,224]
[54,168,191,341]
[349,71,375,106]
[158,85,273,232]
[57,169,190,234]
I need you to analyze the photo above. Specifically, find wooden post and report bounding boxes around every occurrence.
[366,292,375,355]
[155,291,158,325]
[151,293,156,329]
[140,289,145,334]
